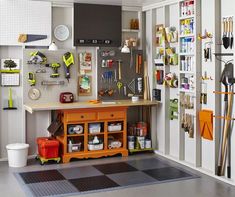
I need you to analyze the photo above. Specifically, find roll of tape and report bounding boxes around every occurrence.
[68,126,75,135]
[132,96,139,102]
[73,125,83,134]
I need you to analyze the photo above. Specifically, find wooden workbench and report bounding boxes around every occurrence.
[24,99,159,113]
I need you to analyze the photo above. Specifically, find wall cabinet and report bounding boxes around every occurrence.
[57,107,128,163]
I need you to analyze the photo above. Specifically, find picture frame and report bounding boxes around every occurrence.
[79,52,92,71]
[78,75,92,96]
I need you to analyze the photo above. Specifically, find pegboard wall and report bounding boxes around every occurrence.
[23,49,78,104]
[97,48,144,100]
[0,1,51,46]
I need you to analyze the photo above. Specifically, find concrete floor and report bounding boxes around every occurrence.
[0,153,235,197]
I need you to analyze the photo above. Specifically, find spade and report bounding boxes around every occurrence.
[223,18,230,49]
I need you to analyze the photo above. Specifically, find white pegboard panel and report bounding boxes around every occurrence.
[0,0,51,46]
[23,49,78,104]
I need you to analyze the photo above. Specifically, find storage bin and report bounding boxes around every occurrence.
[88,143,103,151]
[6,143,29,168]
[108,124,122,132]
[37,137,59,159]
[89,123,101,134]
[68,142,81,153]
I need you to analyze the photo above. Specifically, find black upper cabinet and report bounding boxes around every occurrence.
[74,3,122,47]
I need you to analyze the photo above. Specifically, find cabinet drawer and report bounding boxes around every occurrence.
[66,112,96,122]
[98,111,125,120]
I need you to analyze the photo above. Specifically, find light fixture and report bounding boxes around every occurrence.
[48,42,58,51]
[121,40,130,53]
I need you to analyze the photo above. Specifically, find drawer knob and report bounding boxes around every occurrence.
[81,115,84,118]
[111,114,114,117]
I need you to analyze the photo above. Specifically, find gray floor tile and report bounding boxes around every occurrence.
[28,180,79,197]
[107,171,157,186]
[127,158,169,170]
[144,167,192,181]
[58,166,103,180]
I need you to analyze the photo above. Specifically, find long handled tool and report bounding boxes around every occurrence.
[116,60,122,80]
[230,17,233,49]
[218,63,234,176]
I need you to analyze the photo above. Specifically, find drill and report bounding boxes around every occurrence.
[63,52,74,82]
[49,63,60,78]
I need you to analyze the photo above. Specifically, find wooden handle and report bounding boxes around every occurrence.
[230,17,233,33]
[213,91,235,95]
[118,62,121,80]
[136,54,138,73]
[220,92,233,175]
[18,34,27,43]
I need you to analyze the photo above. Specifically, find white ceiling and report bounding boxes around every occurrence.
[30,0,165,7]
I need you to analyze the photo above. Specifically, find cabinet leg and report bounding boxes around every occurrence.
[122,150,129,157]
[62,156,70,163]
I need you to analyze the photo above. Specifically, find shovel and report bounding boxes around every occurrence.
[223,18,230,49]
[218,63,234,176]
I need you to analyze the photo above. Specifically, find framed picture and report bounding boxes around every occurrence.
[79,52,92,71]
[0,59,20,70]
[78,75,92,96]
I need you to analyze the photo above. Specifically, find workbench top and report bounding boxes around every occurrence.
[24,100,160,114]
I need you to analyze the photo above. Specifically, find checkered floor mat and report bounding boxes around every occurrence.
[15,158,199,197]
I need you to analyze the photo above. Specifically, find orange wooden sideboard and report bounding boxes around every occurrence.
[57,107,128,163]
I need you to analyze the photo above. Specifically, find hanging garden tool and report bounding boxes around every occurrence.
[229,17,233,49]
[223,18,230,49]
[62,52,74,82]
[217,62,235,177]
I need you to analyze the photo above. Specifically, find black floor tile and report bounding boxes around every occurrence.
[19,170,65,184]
[143,167,192,181]
[69,175,119,192]
[93,162,138,174]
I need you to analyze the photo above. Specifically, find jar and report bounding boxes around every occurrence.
[137,122,147,136]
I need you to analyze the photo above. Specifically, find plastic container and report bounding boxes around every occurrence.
[88,143,103,151]
[68,142,81,152]
[6,143,29,167]
[89,123,101,134]
[37,137,59,159]
[108,124,122,132]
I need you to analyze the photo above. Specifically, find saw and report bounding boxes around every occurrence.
[18,34,47,43]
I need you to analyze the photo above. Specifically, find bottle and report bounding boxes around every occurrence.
[68,140,73,153]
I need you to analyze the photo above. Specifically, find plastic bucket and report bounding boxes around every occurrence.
[6,143,29,167]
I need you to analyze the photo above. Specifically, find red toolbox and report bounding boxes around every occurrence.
[37,137,59,159]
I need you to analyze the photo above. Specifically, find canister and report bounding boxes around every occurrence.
[145,139,152,149]
[128,136,135,150]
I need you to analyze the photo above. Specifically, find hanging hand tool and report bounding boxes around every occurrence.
[223,18,230,49]
[124,85,127,96]
[114,69,117,83]
[117,82,123,95]
[28,72,36,86]
[62,52,74,82]
[46,63,60,78]
[27,51,47,64]
[3,88,17,110]
[18,34,47,43]
[138,54,142,74]
[116,60,122,80]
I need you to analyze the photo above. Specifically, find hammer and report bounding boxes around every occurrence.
[116,60,122,80]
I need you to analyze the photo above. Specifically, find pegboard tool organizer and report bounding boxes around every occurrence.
[97,48,144,101]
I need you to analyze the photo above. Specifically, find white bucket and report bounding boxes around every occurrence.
[6,143,29,167]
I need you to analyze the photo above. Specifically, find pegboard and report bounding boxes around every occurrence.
[23,49,78,104]
[97,48,144,100]
[0,1,51,46]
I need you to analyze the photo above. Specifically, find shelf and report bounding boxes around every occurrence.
[179,71,195,74]
[129,148,154,153]
[179,34,195,38]
[179,89,195,94]
[179,15,195,20]
[88,132,104,136]
[179,52,194,56]
[67,134,84,137]
[108,131,123,134]
[122,29,140,33]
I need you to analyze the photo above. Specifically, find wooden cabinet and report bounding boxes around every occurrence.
[57,107,128,163]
